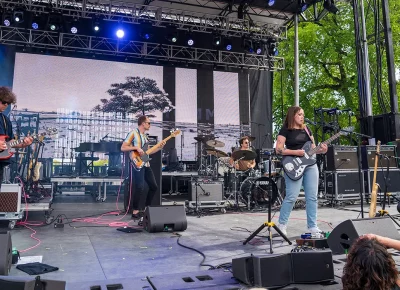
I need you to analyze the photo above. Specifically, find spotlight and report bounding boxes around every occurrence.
[256,48,262,55]
[32,22,39,29]
[166,26,178,43]
[187,39,194,46]
[50,24,57,31]
[92,16,101,32]
[224,38,233,51]
[266,39,278,56]
[94,24,100,31]
[4,19,10,26]
[116,29,125,38]
[31,13,42,30]
[2,11,12,26]
[13,10,24,23]
[323,0,339,14]
[268,0,275,6]
[71,26,78,34]
[298,0,308,13]
[213,35,222,47]
[140,23,153,40]
[242,37,254,53]
[47,12,62,32]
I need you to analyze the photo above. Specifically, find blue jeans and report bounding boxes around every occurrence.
[278,164,319,228]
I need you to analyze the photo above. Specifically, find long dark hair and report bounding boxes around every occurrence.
[283,106,304,129]
[342,237,399,290]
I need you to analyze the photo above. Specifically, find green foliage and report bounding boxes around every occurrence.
[273,1,400,141]
[93,76,174,118]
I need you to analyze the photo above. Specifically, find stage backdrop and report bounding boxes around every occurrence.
[10,52,255,162]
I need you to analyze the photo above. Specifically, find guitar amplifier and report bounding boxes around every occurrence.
[326,146,359,171]
[325,171,363,200]
[364,145,397,169]
[189,179,224,202]
[365,168,400,198]
[0,184,22,213]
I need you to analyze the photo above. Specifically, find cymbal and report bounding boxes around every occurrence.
[248,136,256,142]
[232,150,257,161]
[206,139,225,147]
[206,149,228,158]
[194,136,209,142]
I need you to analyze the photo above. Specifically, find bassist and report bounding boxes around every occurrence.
[121,115,165,219]
[275,106,327,236]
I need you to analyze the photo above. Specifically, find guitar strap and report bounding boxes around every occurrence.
[1,114,7,135]
[303,126,314,145]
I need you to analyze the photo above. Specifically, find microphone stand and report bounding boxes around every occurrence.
[191,175,207,217]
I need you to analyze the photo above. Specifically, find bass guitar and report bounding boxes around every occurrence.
[130,129,181,170]
[0,128,58,160]
[282,126,354,181]
[369,140,381,218]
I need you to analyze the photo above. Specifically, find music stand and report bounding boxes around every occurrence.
[243,152,292,253]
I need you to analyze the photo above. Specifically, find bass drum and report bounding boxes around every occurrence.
[241,176,279,207]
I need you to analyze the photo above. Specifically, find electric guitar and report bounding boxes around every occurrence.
[0,128,58,160]
[369,140,381,218]
[130,129,181,170]
[282,126,354,181]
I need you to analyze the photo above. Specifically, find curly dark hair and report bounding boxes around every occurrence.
[342,237,399,290]
[0,87,17,104]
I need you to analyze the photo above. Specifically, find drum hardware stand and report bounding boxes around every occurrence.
[225,157,248,210]
[191,175,207,218]
[243,153,292,253]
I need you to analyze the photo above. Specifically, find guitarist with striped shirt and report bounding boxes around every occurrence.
[275,106,327,236]
[121,115,165,219]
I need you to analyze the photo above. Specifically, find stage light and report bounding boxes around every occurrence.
[47,12,62,32]
[50,24,57,31]
[71,26,78,34]
[32,22,39,29]
[13,10,24,23]
[242,37,254,53]
[213,35,222,47]
[266,39,278,56]
[94,24,100,31]
[116,29,125,38]
[268,0,275,6]
[254,42,263,55]
[224,38,232,51]
[166,26,178,43]
[323,0,339,14]
[2,11,12,26]
[226,44,232,51]
[187,39,194,46]
[298,0,308,13]
[4,19,10,26]
[140,22,153,40]
[92,15,101,32]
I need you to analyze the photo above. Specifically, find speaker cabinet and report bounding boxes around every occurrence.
[232,250,334,288]
[365,169,400,197]
[0,276,66,290]
[0,231,12,276]
[143,205,187,233]
[327,217,400,254]
[364,145,397,169]
[326,146,359,171]
[189,180,224,202]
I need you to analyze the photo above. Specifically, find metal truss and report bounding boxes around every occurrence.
[0,0,287,39]
[0,26,285,70]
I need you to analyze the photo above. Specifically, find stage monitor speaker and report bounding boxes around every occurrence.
[0,231,12,276]
[327,217,400,254]
[0,276,66,290]
[232,250,334,288]
[143,205,187,233]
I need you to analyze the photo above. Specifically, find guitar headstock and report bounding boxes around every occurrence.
[170,129,181,137]
[340,126,355,136]
[40,127,58,139]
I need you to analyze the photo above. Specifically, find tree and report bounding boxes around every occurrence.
[272,1,400,139]
[93,76,174,118]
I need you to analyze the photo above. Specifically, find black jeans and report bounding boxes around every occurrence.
[125,166,158,211]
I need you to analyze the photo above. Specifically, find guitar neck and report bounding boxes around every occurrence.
[7,133,39,148]
[308,132,342,155]
[145,135,173,155]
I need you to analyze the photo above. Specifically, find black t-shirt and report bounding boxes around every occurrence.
[278,126,312,150]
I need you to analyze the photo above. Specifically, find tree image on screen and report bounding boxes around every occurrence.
[93,76,174,117]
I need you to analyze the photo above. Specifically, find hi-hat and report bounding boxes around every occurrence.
[194,136,209,143]
[232,150,257,161]
[206,149,228,158]
[206,139,225,147]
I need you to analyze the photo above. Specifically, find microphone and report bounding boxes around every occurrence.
[204,192,211,196]
[304,118,317,126]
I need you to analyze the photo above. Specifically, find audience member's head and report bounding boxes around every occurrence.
[342,236,399,290]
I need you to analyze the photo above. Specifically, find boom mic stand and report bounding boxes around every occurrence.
[374,154,400,227]
[243,152,292,253]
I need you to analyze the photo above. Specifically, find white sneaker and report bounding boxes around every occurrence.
[307,227,322,234]
[277,223,287,236]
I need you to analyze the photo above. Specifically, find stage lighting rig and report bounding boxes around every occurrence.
[297,0,308,13]
[2,10,12,26]
[140,22,153,40]
[13,9,24,23]
[47,12,63,32]
[266,39,278,56]
[166,26,178,43]
[242,36,254,53]
[213,34,222,47]
[323,0,339,14]
[224,38,233,51]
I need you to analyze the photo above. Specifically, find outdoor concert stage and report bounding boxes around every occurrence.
[3,196,400,290]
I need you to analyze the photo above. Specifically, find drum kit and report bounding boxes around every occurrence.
[194,135,285,210]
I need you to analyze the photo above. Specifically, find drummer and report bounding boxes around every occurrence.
[229,136,256,171]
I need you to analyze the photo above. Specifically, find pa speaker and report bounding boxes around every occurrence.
[143,205,187,233]
[0,275,66,290]
[327,217,400,254]
[232,250,334,288]
[0,231,12,276]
